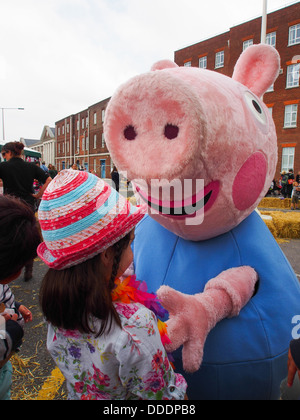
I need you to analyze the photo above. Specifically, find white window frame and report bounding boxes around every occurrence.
[215,51,224,69]
[266,31,276,47]
[101,109,105,123]
[184,61,191,67]
[94,134,97,149]
[281,147,295,173]
[289,24,300,46]
[243,39,253,51]
[101,133,105,148]
[284,104,298,128]
[286,63,300,89]
[199,56,207,69]
[94,112,97,125]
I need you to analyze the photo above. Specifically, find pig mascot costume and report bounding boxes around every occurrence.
[104,44,300,400]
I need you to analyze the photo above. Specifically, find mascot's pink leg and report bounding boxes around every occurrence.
[157,266,257,373]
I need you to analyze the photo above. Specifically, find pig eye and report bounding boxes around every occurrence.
[244,91,267,125]
[124,125,137,141]
[164,124,179,140]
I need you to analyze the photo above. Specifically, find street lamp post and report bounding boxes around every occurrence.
[261,0,268,44]
[0,107,25,141]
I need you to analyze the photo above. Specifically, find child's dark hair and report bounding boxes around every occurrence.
[0,195,41,281]
[39,233,131,337]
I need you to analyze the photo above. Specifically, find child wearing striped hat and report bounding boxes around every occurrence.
[38,169,187,400]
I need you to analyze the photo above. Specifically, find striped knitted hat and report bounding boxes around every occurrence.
[37,169,146,270]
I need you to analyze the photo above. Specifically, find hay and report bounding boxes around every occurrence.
[259,197,292,209]
[10,340,66,400]
[36,367,65,400]
[260,211,300,239]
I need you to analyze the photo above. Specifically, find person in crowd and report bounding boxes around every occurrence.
[287,169,295,199]
[280,338,300,400]
[48,164,58,179]
[281,171,288,198]
[0,195,41,400]
[111,165,120,192]
[38,170,187,400]
[291,181,300,210]
[40,161,48,173]
[0,142,52,281]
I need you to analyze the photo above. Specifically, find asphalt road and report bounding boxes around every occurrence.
[8,237,300,400]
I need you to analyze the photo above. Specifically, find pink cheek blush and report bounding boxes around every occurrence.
[232,152,267,211]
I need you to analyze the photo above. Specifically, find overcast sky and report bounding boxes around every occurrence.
[0,0,298,142]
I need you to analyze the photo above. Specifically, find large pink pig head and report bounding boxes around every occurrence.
[104,44,280,241]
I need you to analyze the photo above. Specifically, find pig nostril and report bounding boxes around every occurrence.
[164,124,179,140]
[124,125,137,141]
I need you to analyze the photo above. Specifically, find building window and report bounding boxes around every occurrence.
[67,123,69,134]
[289,24,300,46]
[199,56,207,69]
[102,109,105,123]
[243,39,253,51]
[82,118,84,129]
[184,61,191,67]
[77,120,79,131]
[215,51,224,69]
[286,63,300,88]
[94,159,96,172]
[266,31,276,47]
[86,117,89,128]
[94,134,97,149]
[58,127,61,136]
[101,133,105,148]
[284,104,298,128]
[85,136,89,150]
[94,112,97,125]
[281,147,295,173]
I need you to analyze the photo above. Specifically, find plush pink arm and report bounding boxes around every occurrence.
[157,266,257,373]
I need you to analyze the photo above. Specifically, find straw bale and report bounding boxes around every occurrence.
[259,197,292,209]
[260,211,300,239]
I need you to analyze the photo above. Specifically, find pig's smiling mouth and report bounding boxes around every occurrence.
[135,181,220,219]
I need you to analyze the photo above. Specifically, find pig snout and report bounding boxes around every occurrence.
[104,71,206,180]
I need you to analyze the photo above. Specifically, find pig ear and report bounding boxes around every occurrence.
[232,44,280,98]
[151,60,179,71]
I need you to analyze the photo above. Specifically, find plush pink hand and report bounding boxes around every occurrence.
[157,266,257,373]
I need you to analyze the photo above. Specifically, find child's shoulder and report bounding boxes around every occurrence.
[114,302,155,323]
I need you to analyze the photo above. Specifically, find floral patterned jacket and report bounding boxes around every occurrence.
[47,302,187,400]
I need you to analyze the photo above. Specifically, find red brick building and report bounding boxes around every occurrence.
[55,97,112,178]
[174,2,300,180]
